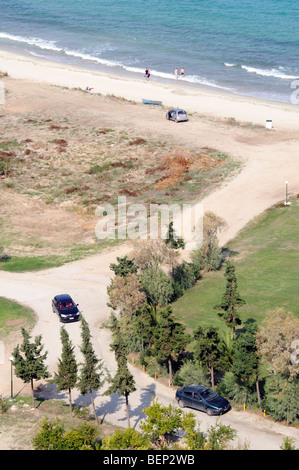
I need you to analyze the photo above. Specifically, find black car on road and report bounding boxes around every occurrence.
[52,294,80,323]
[175,384,231,416]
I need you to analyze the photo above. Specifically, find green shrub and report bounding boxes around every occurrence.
[101,428,151,450]
[173,360,209,387]
[32,417,99,450]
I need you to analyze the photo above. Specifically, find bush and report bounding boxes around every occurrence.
[171,262,197,300]
[101,428,151,450]
[216,371,257,406]
[0,395,10,414]
[32,417,99,450]
[262,375,299,424]
[144,356,168,379]
[173,360,209,387]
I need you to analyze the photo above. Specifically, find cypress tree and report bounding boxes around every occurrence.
[105,314,136,428]
[78,316,105,424]
[214,262,245,338]
[12,328,50,407]
[55,327,78,415]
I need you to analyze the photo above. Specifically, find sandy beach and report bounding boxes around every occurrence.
[1,47,299,247]
[1,48,299,131]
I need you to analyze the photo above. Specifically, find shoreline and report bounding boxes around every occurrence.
[1,48,299,131]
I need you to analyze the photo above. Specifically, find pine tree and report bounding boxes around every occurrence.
[12,328,50,407]
[165,221,185,250]
[231,323,261,406]
[55,327,78,415]
[78,316,105,424]
[193,326,222,390]
[105,314,136,428]
[214,262,245,338]
[109,255,138,277]
[152,306,191,384]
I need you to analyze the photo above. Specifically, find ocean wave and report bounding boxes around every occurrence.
[0,31,123,66]
[0,32,62,52]
[241,65,298,80]
[224,63,237,67]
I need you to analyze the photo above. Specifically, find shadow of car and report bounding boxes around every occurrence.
[166,108,188,122]
[175,384,231,416]
[52,294,81,323]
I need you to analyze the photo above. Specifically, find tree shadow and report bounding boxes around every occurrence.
[130,383,157,429]
[220,247,239,265]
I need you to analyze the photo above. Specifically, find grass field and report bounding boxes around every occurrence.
[172,197,299,333]
[0,297,36,337]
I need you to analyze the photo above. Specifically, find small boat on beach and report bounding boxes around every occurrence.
[142,98,163,105]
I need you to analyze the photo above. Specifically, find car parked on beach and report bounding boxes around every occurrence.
[175,384,231,416]
[166,108,188,122]
[52,294,81,323]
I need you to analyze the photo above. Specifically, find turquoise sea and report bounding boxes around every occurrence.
[0,0,298,102]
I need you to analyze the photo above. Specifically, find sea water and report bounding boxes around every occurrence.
[0,0,298,103]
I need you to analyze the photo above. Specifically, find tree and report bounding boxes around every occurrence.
[193,326,223,389]
[105,314,136,428]
[171,261,197,300]
[107,273,146,322]
[55,327,78,415]
[214,262,245,338]
[132,303,157,351]
[78,316,106,425]
[256,308,299,377]
[109,255,138,277]
[140,266,174,311]
[12,328,50,407]
[262,374,299,424]
[191,211,226,272]
[231,323,261,406]
[140,398,188,448]
[165,221,185,249]
[132,239,179,271]
[152,306,191,384]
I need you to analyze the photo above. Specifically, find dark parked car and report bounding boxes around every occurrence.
[175,385,231,416]
[52,294,81,323]
[166,108,188,122]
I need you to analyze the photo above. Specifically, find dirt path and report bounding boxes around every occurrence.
[1,79,299,449]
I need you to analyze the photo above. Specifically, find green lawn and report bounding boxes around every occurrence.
[0,297,36,336]
[172,198,299,333]
[0,239,120,272]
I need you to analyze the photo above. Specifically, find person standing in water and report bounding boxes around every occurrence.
[180,67,185,78]
[144,68,150,80]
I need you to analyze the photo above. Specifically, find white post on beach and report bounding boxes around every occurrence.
[284,180,290,206]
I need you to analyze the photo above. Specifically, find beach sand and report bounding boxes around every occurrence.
[1,47,299,247]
